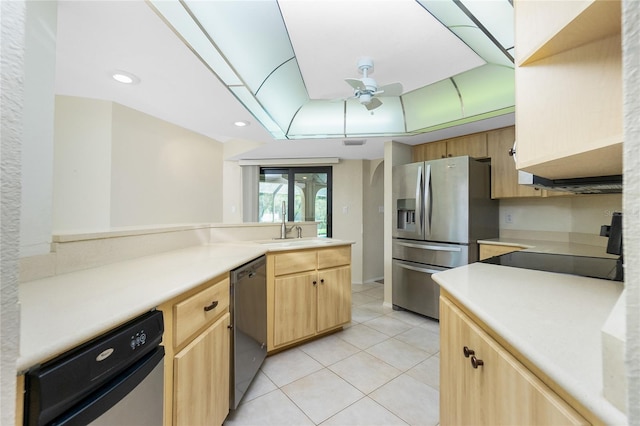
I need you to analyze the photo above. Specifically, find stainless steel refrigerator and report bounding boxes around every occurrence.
[392,156,498,319]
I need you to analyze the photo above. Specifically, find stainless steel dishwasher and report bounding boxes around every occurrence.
[23,310,164,426]
[230,255,267,409]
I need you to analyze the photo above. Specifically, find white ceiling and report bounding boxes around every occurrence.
[54,0,515,161]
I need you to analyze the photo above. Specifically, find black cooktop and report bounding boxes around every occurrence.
[481,251,623,281]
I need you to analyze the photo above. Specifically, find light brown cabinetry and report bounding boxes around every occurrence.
[267,245,351,352]
[478,243,524,261]
[514,0,622,180]
[440,295,588,425]
[413,133,488,162]
[487,127,542,199]
[159,274,231,426]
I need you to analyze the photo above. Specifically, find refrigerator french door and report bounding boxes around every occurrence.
[392,156,498,319]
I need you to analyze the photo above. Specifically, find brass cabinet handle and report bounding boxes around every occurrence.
[204,300,219,312]
[463,346,475,358]
[471,355,484,369]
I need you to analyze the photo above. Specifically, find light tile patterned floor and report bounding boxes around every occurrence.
[225,282,440,426]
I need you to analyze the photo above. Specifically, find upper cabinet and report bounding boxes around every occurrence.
[514,0,623,179]
[487,127,542,198]
[413,133,488,162]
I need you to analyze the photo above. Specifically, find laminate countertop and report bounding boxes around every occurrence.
[18,238,352,372]
[433,263,626,424]
[477,237,617,258]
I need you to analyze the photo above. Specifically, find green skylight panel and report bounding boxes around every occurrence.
[453,64,515,118]
[403,79,463,131]
[288,101,345,138]
[255,59,309,132]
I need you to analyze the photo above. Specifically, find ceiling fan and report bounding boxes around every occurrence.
[344,57,403,111]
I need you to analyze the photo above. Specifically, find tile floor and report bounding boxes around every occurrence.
[225,281,441,426]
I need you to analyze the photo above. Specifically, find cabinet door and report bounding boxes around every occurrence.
[440,297,481,425]
[487,127,541,199]
[413,140,447,161]
[440,297,587,425]
[317,266,351,332]
[273,272,317,347]
[174,312,230,426]
[447,133,488,159]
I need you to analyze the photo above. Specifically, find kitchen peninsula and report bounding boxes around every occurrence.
[16,223,353,426]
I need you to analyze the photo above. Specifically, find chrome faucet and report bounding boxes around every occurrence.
[279,201,303,239]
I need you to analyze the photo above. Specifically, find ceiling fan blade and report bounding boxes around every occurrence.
[345,78,366,91]
[378,82,403,97]
[365,98,383,111]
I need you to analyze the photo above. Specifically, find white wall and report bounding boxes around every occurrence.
[110,103,223,226]
[362,159,384,283]
[622,1,639,421]
[1,2,25,423]
[53,97,224,232]
[20,0,57,256]
[333,160,364,284]
[53,96,112,231]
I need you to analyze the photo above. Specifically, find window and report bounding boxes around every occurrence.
[259,167,332,237]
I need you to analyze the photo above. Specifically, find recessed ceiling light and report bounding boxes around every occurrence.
[234,121,250,127]
[111,71,140,85]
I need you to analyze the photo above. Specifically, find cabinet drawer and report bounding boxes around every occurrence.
[318,246,351,270]
[174,277,229,347]
[273,251,317,276]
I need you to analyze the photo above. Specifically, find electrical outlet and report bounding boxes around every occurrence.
[505,212,513,224]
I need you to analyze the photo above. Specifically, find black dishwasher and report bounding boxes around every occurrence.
[23,310,164,426]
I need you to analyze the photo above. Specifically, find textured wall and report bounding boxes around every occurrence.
[623,1,640,423]
[0,2,24,423]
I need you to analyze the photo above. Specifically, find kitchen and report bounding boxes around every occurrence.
[1,1,639,426]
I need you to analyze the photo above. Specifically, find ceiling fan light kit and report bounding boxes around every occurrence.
[343,57,403,111]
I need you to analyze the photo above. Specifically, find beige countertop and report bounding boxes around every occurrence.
[433,263,626,425]
[18,238,352,372]
[478,237,617,258]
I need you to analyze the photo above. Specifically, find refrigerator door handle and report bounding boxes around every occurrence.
[396,242,462,252]
[424,164,432,237]
[395,262,443,275]
[415,165,423,237]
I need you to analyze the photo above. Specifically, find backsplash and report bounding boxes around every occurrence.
[19,222,318,282]
[499,194,623,247]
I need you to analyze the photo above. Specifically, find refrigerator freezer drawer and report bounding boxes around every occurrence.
[392,259,444,320]
[392,239,469,268]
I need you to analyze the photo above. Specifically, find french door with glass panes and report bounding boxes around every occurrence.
[258,167,332,237]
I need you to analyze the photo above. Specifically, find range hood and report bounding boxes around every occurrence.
[518,171,622,194]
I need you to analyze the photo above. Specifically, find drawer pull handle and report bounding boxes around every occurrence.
[320,279,325,284]
[312,280,317,286]
[204,300,219,312]
[463,346,474,358]
[471,356,484,369]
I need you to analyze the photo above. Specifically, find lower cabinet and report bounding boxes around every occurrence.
[440,295,588,425]
[174,313,230,426]
[159,274,231,426]
[268,245,352,352]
